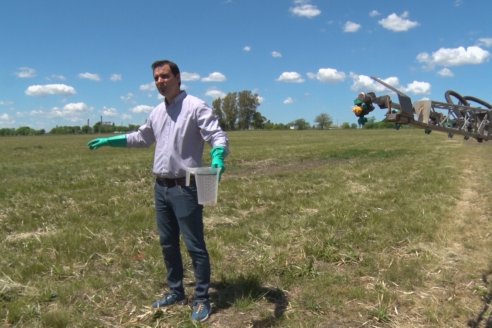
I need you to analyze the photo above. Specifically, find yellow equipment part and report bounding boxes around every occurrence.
[352,105,363,116]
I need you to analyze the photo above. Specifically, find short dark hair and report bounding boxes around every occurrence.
[151,59,180,77]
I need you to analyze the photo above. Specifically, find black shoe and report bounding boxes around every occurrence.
[152,293,186,308]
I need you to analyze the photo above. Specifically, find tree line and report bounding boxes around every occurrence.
[0,121,141,136]
[0,90,400,136]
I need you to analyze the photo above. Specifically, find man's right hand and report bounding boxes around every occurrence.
[88,138,109,150]
[87,135,127,150]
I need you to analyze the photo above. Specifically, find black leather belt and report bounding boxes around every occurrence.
[155,176,194,187]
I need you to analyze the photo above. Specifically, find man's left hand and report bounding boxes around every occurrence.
[210,147,227,180]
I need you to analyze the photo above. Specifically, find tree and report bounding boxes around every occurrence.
[341,122,357,129]
[212,98,224,129]
[128,124,140,131]
[81,125,92,134]
[264,121,289,130]
[315,113,333,129]
[362,117,377,129]
[213,90,262,131]
[290,118,310,130]
[251,111,266,129]
[0,128,15,136]
[237,90,260,130]
[16,126,35,135]
[50,126,81,134]
[93,122,114,134]
[222,92,238,130]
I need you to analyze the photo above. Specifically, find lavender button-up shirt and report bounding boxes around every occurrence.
[125,91,229,178]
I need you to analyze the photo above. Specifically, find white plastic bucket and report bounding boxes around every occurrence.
[186,167,220,205]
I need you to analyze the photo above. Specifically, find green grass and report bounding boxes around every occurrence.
[1,129,491,327]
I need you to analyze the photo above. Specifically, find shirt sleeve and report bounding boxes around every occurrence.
[125,117,156,147]
[196,102,229,153]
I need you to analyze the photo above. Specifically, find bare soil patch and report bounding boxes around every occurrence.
[389,158,492,327]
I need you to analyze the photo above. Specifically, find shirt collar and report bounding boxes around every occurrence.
[165,90,186,106]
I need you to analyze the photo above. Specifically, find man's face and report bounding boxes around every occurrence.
[153,64,180,100]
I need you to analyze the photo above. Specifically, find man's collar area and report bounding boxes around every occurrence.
[165,90,186,106]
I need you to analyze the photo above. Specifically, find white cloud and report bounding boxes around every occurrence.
[131,105,153,114]
[181,72,201,81]
[378,11,419,32]
[25,84,76,96]
[78,72,101,81]
[344,21,361,33]
[0,113,15,125]
[350,73,430,95]
[308,68,346,83]
[243,46,251,52]
[139,82,155,92]
[417,46,490,67]
[110,74,122,81]
[477,38,492,48]
[276,72,304,83]
[202,72,227,82]
[63,102,89,113]
[290,3,321,18]
[283,97,294,105]
[438,68,454,77]
[272,51,282,58]
[48,102,91,120]
[29,110,44,116]
[120,92,135,104]
[350,73,399,93]
[205,89,226,99]
[15,67,36,78]
[369,10,380,17]
[102,107,118,117]
[404,81,431,95]
[381,77,401,90]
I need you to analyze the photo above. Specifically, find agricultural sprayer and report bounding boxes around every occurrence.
[354,76,492,142]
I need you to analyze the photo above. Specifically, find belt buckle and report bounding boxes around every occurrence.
[169,177,185,187]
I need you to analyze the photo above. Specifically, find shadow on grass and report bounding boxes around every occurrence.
[210,274,288,327]
[468,270,492,328]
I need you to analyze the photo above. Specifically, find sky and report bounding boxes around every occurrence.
[1,0,491,130]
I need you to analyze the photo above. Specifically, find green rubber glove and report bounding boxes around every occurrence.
[87,135,127,150]
[210,146,227,180]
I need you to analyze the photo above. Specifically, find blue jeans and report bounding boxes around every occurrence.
[154,181,210,301]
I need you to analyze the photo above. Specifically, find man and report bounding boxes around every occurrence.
[87,59,229,322]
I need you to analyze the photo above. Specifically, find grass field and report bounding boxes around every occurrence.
[1,129,491,327]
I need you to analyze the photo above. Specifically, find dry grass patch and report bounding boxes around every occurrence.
[387,147,492,327]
